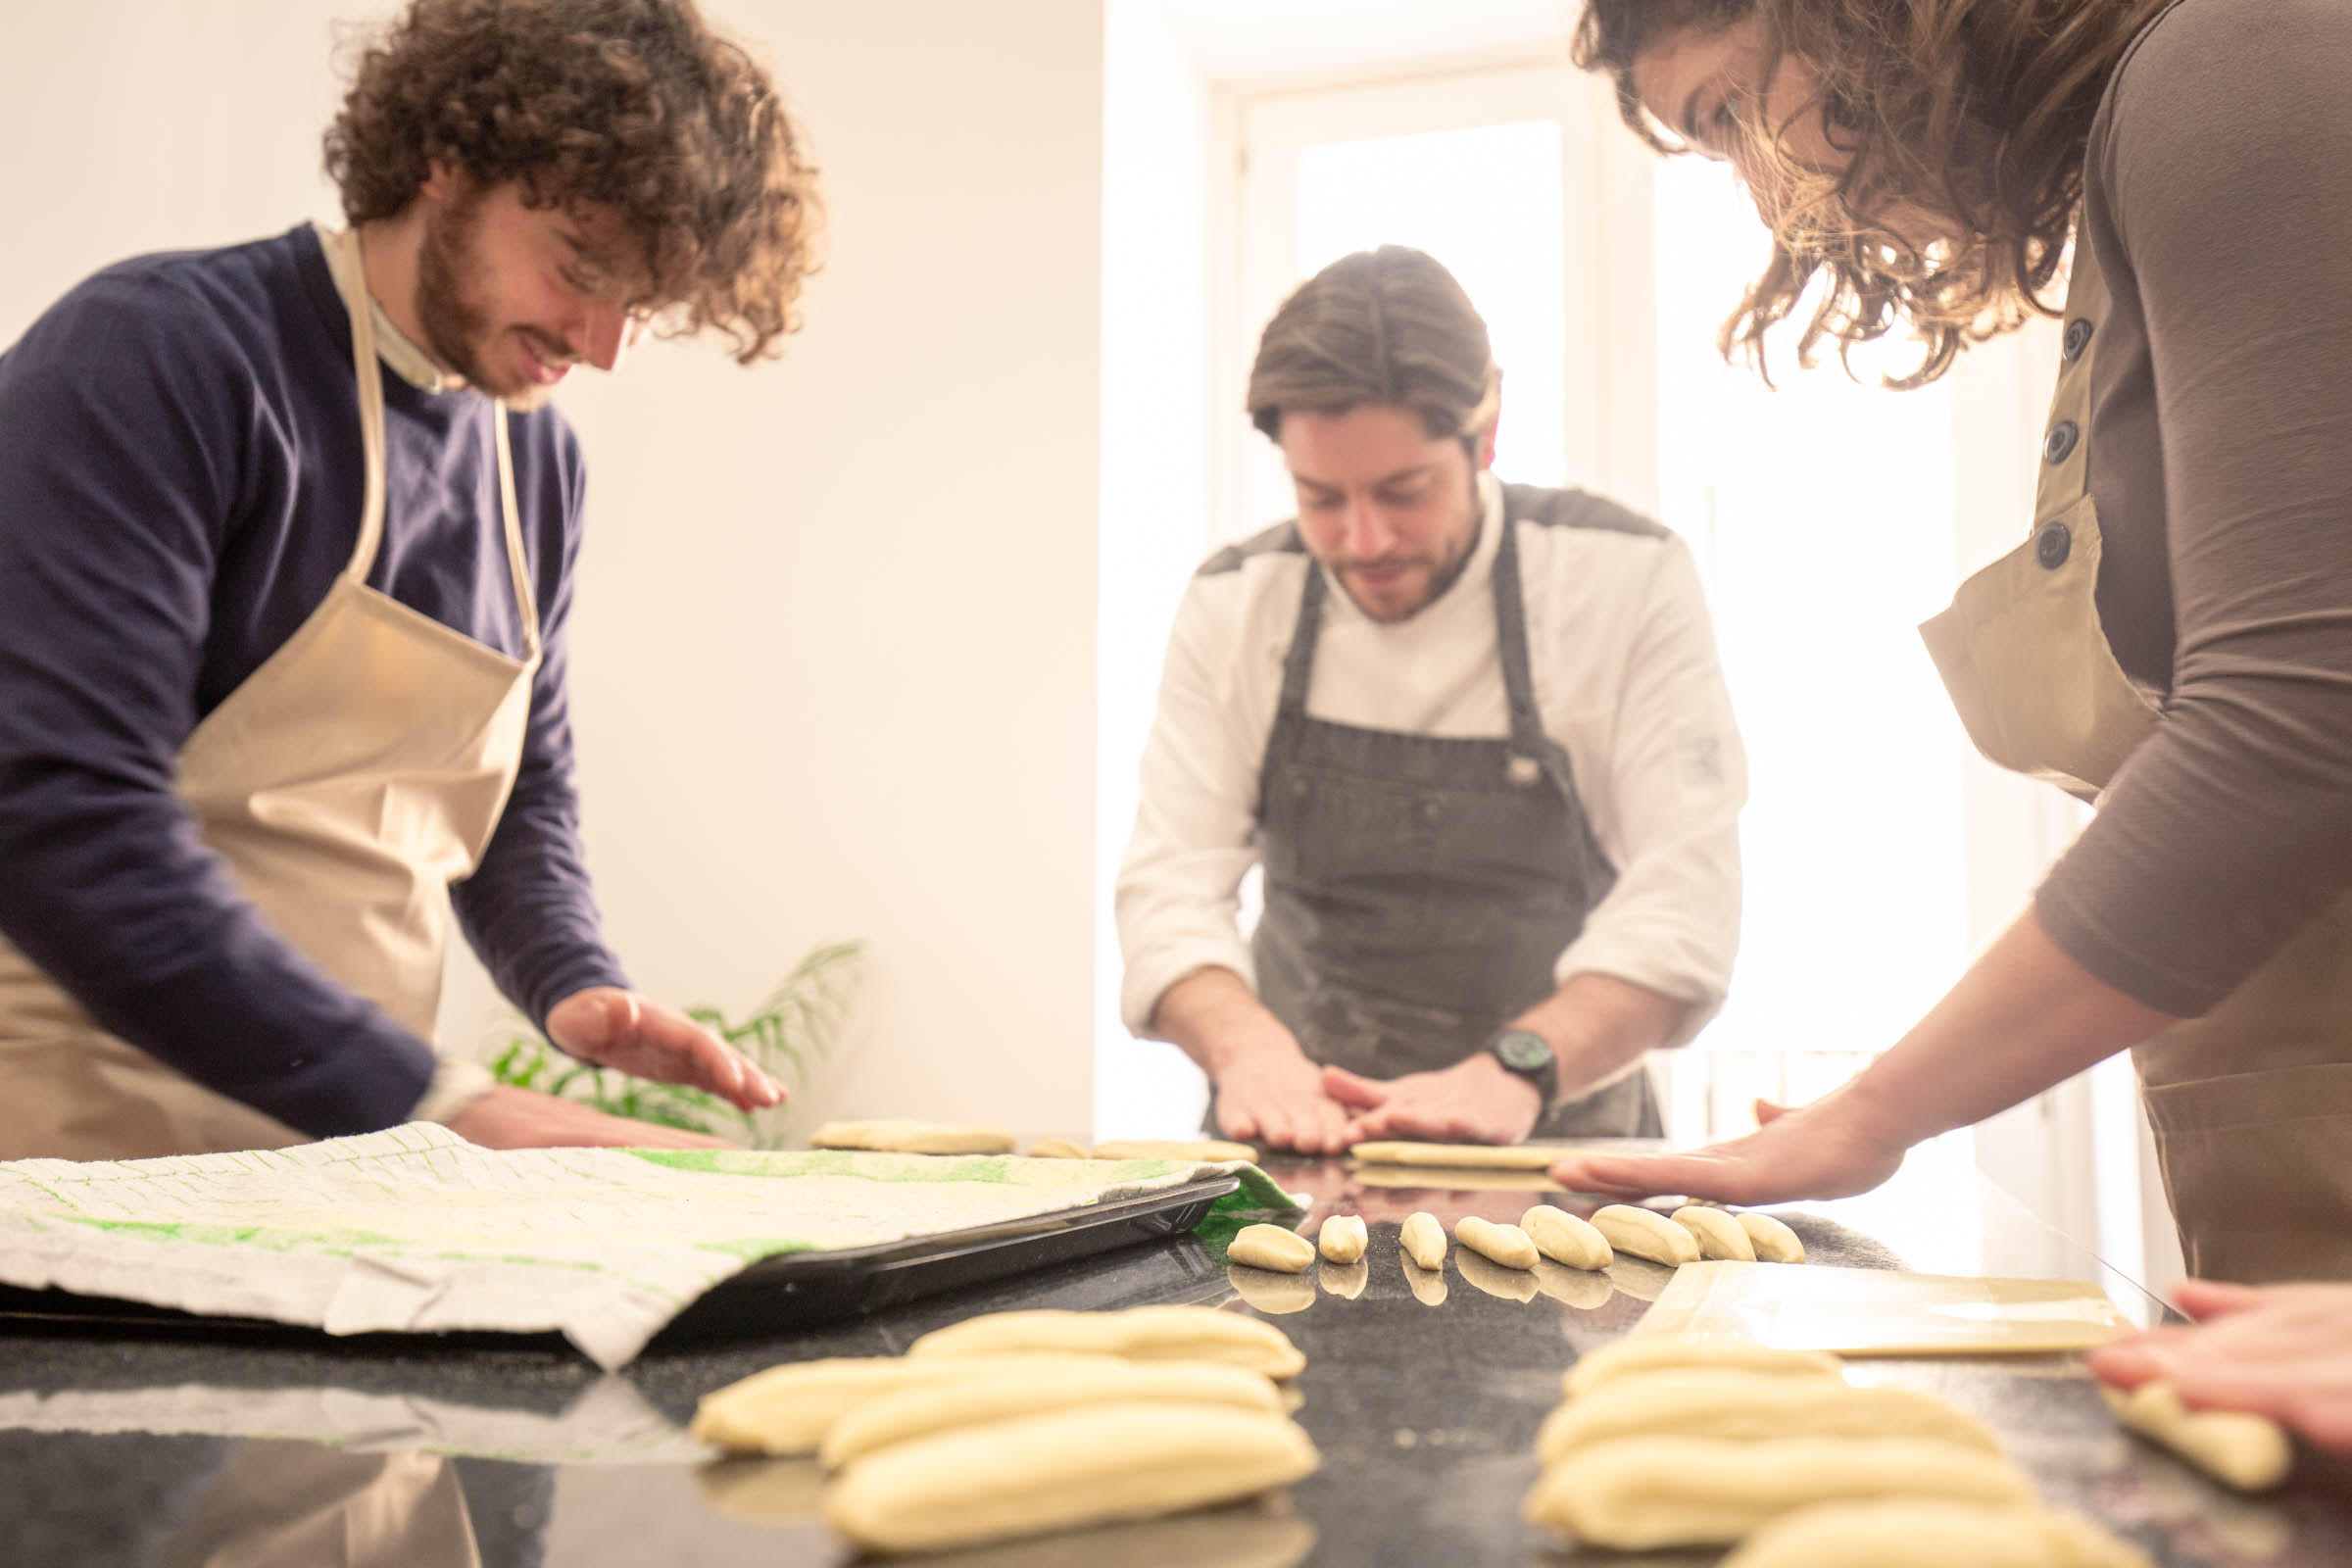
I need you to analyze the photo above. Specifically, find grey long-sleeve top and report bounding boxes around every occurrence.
[2035,0,2352,1016]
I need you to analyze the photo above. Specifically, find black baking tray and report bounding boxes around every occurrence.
[0,1172,1243,1351]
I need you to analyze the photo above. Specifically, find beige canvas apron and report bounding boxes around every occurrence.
[0,223,541,1161]
[1921,240,2352,1284]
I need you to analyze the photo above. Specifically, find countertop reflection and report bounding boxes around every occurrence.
[4,1153,2347,1567]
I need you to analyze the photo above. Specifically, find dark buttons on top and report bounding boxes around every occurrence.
[2063,318,2093,363]
[2034,521,2073,570]
[2043,419,2080,465]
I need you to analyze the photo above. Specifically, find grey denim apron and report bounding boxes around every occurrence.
[1248,490,1662,1139]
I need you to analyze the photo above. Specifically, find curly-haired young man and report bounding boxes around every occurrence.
[0,0,820,1159]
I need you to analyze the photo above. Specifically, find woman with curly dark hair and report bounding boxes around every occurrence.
[1548,0,2352,1357]
[0,0,818,1160]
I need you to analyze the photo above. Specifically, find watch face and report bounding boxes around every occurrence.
[1494,1029,1552,1071]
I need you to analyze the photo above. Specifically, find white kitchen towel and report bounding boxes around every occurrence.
[0,1124,1290,1368]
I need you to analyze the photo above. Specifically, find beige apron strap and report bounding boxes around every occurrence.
[2033,247,2107,527]
[313,223,391,582]
[491,408,542,660]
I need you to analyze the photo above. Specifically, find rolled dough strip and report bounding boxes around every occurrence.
[1025,1137,1089,1158]
[692,1352,1117,1455]
[1351,1141,1559,1170]
[1455,1216,1540,1270]
[2100,1381,2292,1493]
[1400,1211,1447,1270]
[810,1119,1015,1155]
[1720,1499,2156,1568]
[1523,1204,1611,1270]
[1592,1204,1701,1266]
[1228,1223,1315,1274]
[1091,1138,1258,1163]
[1316,1213,1368,1264]
[1673,1204,1757,1261]
[1538,1370,2000,1464]
[1524,1435,2035,1548]
[908,1305,1305,1380]
[1736,1209,1807,1263]
[825,1401,1319,1553]
[819,1358,1280,1469]
[1563,1336,1845,1400]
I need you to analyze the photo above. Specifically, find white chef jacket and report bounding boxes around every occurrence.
[1115,470,1745,1041]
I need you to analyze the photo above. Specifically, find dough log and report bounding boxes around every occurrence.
[692,1353,1115,1455]
[1316,1214,1368,1264]
[1349,1141,1560,1170]
[908,1305,1306,1381]
[1025,1137,1089,1158]
[810,1119,1016,1155]
[1400,1211,1447,1270]
[1673,1204,1757,1261]
[818,1358,1280,1470]
[2101,1381,2292,1493]
[1537,1369,2000,1464]
[824,1401,1319,1554]
[1522,1204,1611,1270]
[1592,1204,1701,1266]
[1228,1224,1316,1274]
[1524,1435,2035,1548]
[1092,1139,1258,1163]
[1736,1209,1806,1263]
[1455,1216,1539,1270]
[1563,1336,1845,1400]
[1719,1499,2155,1568]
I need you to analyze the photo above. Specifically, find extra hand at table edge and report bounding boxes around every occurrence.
[2087,1278,2352,1452]
[1544,1083,1909,1202]
[546,986,784,1113]
[445,1085,735,1150]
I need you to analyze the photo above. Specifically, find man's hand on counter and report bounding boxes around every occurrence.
[2089,1279,2352,1452]
[1150,967,1353,1153]
[1324,1055,1541,1146]
[1545,1083,1906,1202]
[445,1085,734,1150]
[1213,1042,1355,1153]
[547,986,784,1113]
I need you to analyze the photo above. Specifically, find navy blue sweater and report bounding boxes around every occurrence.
[0,224,628,1137]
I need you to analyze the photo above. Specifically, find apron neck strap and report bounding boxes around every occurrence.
[313,221,542,662]
[1487,510,1550,757]
[2034,234,2108,526]
[315,222,390,583]
[1275,548,1328,717]
[1274,502,1550,759]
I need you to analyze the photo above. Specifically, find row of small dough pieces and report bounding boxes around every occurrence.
[690,1304,1316,1556]
[1525,1335,2290,1566]
[1227,1201,1806,1275]
[810,1121,1254,1162]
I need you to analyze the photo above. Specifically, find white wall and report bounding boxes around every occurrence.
[1095,0,1219,1138]
[1,0,1104,1145]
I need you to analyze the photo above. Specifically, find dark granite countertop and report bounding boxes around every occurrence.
[4,1153,2347,1566]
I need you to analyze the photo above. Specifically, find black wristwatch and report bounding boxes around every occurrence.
[1487,1027,1557,1107]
